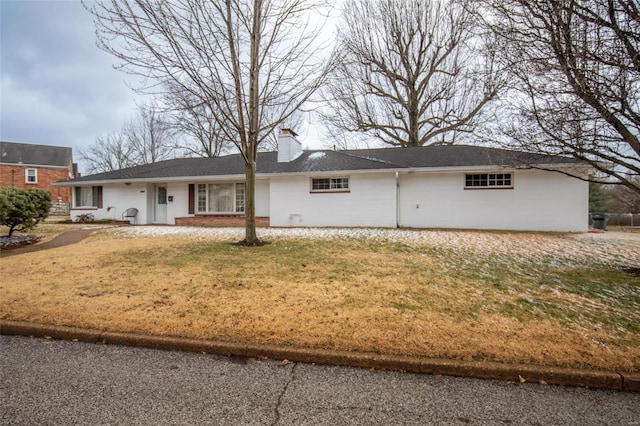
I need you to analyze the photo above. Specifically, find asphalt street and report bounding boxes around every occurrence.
[1,335,639,425]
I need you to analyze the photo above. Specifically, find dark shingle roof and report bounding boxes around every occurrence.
[1,141,72,167]
[343,145,576,168]
[64,145,581,183]
[265,150,406,173]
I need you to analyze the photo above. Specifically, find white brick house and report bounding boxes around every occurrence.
[56,131,590,232]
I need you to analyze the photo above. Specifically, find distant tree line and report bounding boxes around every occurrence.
[590,179,640,214]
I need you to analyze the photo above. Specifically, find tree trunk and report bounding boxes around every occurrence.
[243,160,259,245]
[241,0,262,246]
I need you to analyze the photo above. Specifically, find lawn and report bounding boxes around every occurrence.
[1,225,639,372]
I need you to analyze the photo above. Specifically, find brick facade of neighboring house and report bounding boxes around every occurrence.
[0,141,77,208]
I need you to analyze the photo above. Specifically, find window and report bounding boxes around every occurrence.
[74,186,103,208]
[25,169,37,184]
[157,186,167,205]
[197,183,245,213]
[311,177,350,192]
[235,183,245,213]
[465,173,512,189]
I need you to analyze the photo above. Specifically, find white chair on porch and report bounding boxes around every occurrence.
[122,208,138,224]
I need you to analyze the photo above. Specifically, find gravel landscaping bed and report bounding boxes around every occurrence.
[0,235,42,250]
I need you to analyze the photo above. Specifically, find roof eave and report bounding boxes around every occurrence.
[261,168,406,177]
[53,173,248,186]
[53,162,589,186]
[1,162,70,169]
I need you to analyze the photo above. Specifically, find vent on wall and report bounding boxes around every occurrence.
[288,214,302,226]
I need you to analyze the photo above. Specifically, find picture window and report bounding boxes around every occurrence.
[197,182,245,213]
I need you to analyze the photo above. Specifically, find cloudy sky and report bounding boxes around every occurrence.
[0,1,147,172]
[1,0,329,174]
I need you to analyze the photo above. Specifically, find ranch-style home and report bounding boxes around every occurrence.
[55,130,590,232]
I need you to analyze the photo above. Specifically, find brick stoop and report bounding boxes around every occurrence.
[175,215,270,227]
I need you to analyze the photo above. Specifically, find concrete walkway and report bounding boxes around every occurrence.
[0,228,97,258]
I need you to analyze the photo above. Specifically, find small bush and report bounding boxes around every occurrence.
[0,187,52,237]
[74,213,95,223]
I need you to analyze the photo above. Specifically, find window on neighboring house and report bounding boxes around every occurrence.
[25,169,37,184]
[311,177,350,192]
[465,173,513,189]
[74,186,103,208]
[197,182,245,213]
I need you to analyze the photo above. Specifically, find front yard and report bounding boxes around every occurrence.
[1,225,639,371]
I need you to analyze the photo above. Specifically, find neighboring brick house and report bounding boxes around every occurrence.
[0,141,77,212]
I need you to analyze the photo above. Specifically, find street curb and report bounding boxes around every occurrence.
[1,320,635,392]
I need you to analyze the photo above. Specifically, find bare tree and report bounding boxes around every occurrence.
[322,0,501,147]
[605,178,640,213]
[482,0,640,194]
[124,102,176,164]
[79,131,134,174]
[86,0,333,244]
[80,103,176,173]
[321,121,385,150]
[164,83,234,158]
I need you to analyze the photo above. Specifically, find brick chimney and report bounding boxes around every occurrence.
[277,128,302,162]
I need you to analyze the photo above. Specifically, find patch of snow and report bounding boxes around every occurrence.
[107,226,640,268]
[307,152,326,160]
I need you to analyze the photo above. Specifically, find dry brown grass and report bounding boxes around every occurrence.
[1,226,639,372]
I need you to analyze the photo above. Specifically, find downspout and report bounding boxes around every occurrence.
[395,172,400,228]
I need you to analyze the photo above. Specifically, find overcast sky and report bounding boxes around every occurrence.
[1,0,329,174]
[0,0,148,172]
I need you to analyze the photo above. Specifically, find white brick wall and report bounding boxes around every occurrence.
[269,173,398,227]
[398,169,588,232]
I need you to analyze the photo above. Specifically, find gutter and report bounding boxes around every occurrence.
[1,162,70,169]
[53,168,408,187]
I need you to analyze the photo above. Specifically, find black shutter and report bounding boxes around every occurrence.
[97,186,103,209]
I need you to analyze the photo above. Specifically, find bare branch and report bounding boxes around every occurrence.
[481,0,640,194]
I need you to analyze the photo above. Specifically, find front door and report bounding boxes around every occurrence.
[154,184,167,223]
